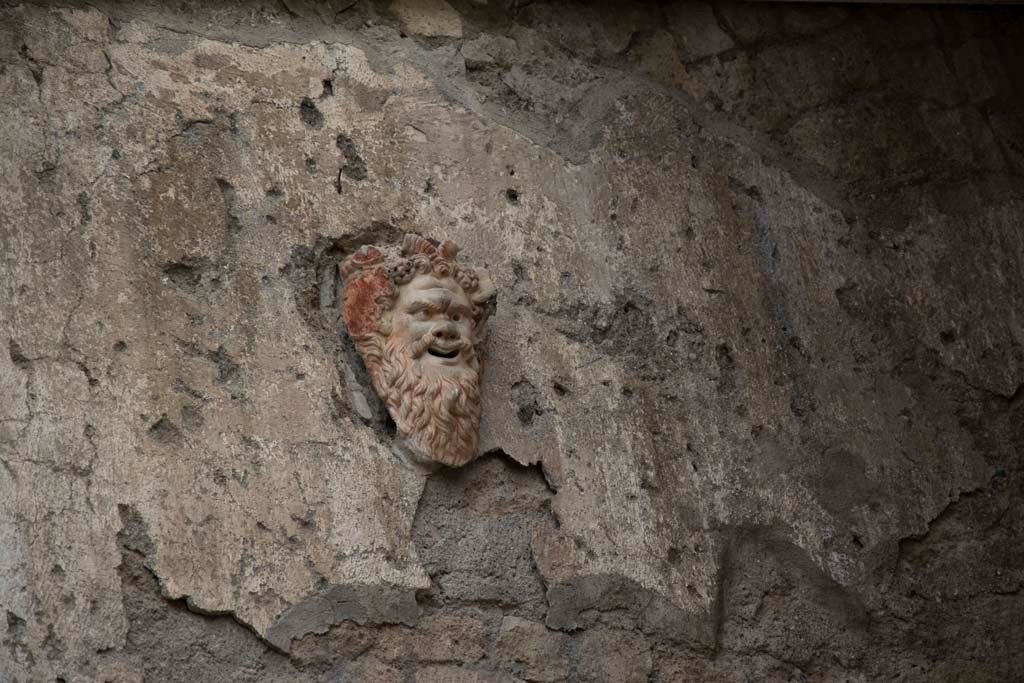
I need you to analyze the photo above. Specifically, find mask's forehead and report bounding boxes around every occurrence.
[399,275,471,308]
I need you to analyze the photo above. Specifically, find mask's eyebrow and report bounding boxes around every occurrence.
[406,298,448,314]
[446,301,473,318]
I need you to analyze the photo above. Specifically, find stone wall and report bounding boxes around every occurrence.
[1,1,1022,680]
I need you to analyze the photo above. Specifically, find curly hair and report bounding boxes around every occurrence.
[340,234,494,340]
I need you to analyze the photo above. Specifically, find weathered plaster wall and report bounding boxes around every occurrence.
[1,1,1023,680]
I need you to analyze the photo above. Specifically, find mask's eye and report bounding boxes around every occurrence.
[451,313,461,322]
[415,309,430,320]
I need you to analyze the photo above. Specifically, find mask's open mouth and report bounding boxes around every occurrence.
[427,347,460,360]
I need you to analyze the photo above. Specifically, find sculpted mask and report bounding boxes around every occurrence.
[341,235,495,467]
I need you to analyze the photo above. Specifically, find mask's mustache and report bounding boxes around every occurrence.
[410,334,432,360]
[409,331,469,360]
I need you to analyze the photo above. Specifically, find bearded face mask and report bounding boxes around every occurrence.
[340,235,495,468]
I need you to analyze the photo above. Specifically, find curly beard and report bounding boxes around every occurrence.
[357,333,482,467]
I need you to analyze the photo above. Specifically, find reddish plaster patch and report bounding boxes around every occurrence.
[343,268,393,337]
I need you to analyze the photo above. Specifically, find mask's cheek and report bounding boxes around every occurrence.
[406,320,435,340]
[387,313,420,342]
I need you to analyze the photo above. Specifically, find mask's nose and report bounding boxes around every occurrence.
[431,322,460,343]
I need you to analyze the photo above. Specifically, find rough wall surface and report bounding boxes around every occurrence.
[1,0,1023,680]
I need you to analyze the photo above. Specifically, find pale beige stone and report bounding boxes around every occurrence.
[665,1,734,60]
[374,624,415,662]
[628,29,702,96]
[494,616,570,682]
[391,0,463,38]
[348,656,405,683]
[412,614,490,663]
[576,629,652,683]
[415,666,520,683]
[290,621,376,664]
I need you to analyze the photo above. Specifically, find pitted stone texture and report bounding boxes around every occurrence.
[391,0,463,38]
[411,614,490,663]
[576,629,653,683]
[494,617,570,683]
[414,666,519,683]
[2,1,1023,681]
[412,456,553,617]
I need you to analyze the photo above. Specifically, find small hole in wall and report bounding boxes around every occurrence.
[851,535,864,550]
[299,97,324,129]
[505,188,519,204]
[321,79,334,97]
[383,411,397,437]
